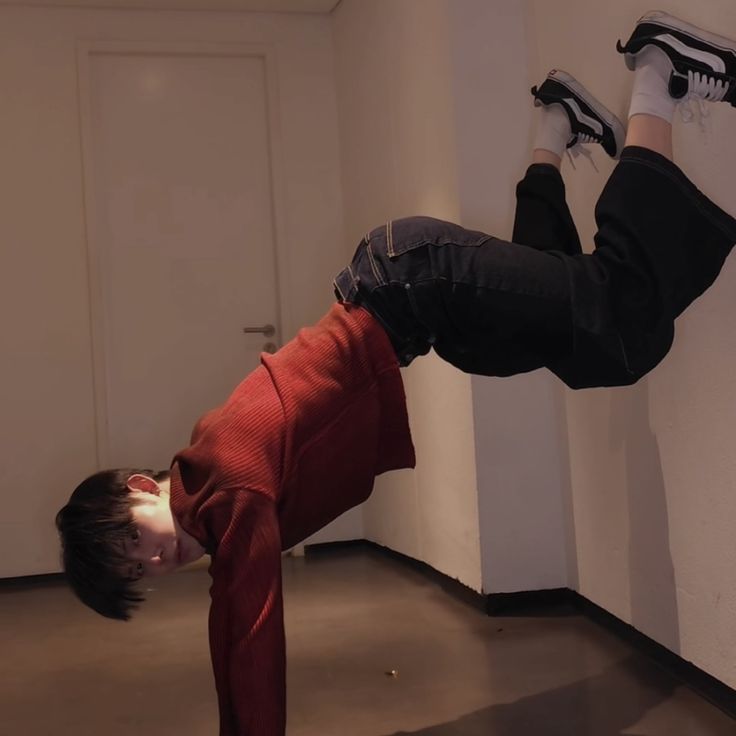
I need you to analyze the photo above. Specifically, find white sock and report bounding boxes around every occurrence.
[628,46,677,123]
[533,104,572,157]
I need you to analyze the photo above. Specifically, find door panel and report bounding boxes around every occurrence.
[88,51,280,468]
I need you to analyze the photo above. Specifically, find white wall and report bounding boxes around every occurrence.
[331,0,572,596]
[528,0,736,688]
[446,0,574,595]
[331,0,483,591]
[0,4,354,577]
[334,0,736,691]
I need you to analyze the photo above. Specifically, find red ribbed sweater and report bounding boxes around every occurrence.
[169,302,415,736]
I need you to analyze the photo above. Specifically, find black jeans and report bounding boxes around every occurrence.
[333,146,736,389]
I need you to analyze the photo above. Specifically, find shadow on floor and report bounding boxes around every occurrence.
[384,655,674,736]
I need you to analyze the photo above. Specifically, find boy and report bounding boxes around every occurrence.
[57,11,736,736]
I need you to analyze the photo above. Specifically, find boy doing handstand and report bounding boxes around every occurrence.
[57,11,736,736]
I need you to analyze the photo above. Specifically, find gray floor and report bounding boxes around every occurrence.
[1,546,734,735]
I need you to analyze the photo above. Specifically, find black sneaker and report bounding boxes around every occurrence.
[531,69,626,159]
[617,10,736,106]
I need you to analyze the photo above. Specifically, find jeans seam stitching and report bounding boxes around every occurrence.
[366,242,385,286]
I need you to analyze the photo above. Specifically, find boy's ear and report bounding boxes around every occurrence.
[126,474,160,495]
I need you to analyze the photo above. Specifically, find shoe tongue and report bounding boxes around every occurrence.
[668,72,689,99]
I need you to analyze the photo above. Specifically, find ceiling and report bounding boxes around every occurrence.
[0,0,340,12]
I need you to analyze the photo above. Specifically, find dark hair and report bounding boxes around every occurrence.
[55,468,170,621]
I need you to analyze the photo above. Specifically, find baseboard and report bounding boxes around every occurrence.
[306,538,487,612]
[485,587,575,616]
[0,571,66,590]
[570,591,736,720]
[489,586,736,719]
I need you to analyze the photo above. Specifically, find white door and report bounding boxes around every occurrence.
[87,50,281,469]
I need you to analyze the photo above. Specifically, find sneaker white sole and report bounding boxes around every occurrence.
[623,9,736,71]
[536,69,627,158]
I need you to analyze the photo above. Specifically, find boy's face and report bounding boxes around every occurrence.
[123,474,205,580]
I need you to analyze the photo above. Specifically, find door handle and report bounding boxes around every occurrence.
[243,324,276,337]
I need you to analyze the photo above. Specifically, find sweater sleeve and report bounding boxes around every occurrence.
[207,489,286,736]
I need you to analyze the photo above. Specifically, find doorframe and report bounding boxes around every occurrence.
[76,40,291,467]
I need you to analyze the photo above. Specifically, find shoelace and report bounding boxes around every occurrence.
[687,70,729,102]
[679,70,731,130]
[566,133,600,172]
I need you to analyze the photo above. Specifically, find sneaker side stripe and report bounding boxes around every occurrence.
[564,97,604,136]
[657,33,727,73]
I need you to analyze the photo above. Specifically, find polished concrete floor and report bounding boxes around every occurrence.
[1,546,734,735]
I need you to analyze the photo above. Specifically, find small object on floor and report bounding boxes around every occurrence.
[384,669,399,678]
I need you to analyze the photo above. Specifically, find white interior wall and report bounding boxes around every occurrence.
[331,0,571,595]
[446,0,573,595]
[333,0,736,690]
[0,4,355,577]
[528,0,736,688]
[331,0,483,591]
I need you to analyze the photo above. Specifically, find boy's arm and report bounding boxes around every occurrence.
[207,489,285,736]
